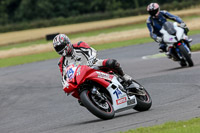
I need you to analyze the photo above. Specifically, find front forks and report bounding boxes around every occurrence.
[175,41,191,59]
[91,87,107,102]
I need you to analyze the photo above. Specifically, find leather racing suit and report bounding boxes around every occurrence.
[146,10,185,52]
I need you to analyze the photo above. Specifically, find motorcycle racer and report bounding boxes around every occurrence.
[53,34,133,98]
[146,3,192,53]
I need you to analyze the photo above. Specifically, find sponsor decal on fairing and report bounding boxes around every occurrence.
[67,68,74,80]
[169,37,173,41]
[96,71,111,80]
[116,97,127,105]
[65,65,77,82]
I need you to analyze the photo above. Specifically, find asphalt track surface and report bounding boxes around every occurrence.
[0,34,200,133]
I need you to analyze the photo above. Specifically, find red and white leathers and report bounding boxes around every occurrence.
[58,41,98,76]
[58,41,127,85]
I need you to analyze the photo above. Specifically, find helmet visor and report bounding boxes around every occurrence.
[54,43,66,54]
[148,8,159,16]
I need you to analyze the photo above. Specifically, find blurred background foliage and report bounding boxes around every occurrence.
[0,0,200,33]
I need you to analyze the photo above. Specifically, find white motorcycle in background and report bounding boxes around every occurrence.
[160,22,193,67]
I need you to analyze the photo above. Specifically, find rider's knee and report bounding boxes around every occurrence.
[105,59,120,69]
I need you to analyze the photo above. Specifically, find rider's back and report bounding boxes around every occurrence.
[147,10,183,36]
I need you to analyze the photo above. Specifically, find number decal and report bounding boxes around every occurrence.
[113,88,122,99]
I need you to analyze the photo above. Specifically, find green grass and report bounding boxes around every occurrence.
[1,15,200,68]
[122,117,200,133]
[1,14,200,51]
[0,51,59,68]
[92,37,152,50]
[1,25,199,51]
[68,23,146,38]
[0,38,152,68]
[183,15,200,20]
[191,43,200,51]
[0,39,50,51]
[0,23,146,51]
[189,29,200,36]
[67,15,200,39]
[1,38,200,68]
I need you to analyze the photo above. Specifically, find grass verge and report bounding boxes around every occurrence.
[1,28,200,51]
[0,39,48,51]
[91,37,152,50]
[1,14,200,51]
[0,38,151,68]
[191,44,200,51]
[0,23,146,51]
[122,117,200,133]
[1,38,200,68]
[0,52,59,68]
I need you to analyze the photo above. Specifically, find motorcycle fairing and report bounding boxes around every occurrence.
[75,65,114,88]
[160,22,192,62]
[63,65,114,94]
[65,64,77,83]
[105,76,137,112]
[161,22,185,44]
[76,66,137,112]
[63,64,138,113]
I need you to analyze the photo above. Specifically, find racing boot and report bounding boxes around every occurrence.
[159,43,167,53]
[188,38,192,43]
[165,52,172,59]
[184,35,192,43]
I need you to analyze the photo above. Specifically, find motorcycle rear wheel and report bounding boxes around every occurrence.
[80,90,115,120]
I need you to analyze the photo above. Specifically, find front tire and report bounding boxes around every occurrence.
[179,45,193,67]
[130,81,152,111]
[80,90,115,120]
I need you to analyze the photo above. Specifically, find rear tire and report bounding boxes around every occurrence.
[179,45,193,67]
[180,59,187,67]
[80,90,115,120]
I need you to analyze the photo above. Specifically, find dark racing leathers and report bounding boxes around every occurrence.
[147,10,183,39]
[146,10,184,52]
[58,41,125,98]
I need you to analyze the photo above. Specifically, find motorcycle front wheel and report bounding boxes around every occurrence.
[129,80,152,111]
[80,90,115,120]
[178,45,193,67]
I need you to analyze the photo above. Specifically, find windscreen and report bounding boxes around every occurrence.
[163,22,176,35]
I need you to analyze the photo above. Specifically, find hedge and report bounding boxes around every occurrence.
[0,1,199,33]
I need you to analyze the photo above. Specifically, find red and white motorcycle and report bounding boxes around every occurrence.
[62,64,152,120]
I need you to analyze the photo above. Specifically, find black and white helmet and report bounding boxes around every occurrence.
[53,34,73,56]
[147,3,160,17]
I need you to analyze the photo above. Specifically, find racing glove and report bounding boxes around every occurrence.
[155,37,162,43]
[150,32,162,43]
[180,22,186,28]
[180,22,189,34]
[88,56,97,66]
